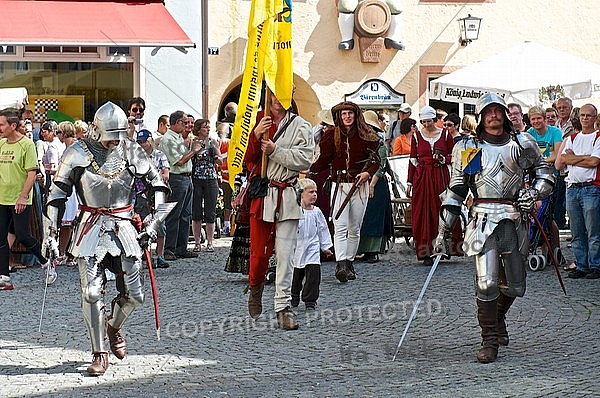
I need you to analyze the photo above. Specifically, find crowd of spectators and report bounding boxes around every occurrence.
[2,94,597,307]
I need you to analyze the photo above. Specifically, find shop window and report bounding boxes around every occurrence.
[0,61,133,122]
[25,46,42,53]
[15,61,29,74]
[0,46,15,54]
[23,46,99,55]
[62,47,80,53]
[108,47,131,56]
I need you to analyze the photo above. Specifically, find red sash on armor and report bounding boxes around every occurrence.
[76,204,134,245]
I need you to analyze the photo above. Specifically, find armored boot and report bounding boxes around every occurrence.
[497,293,516,346]
[87,352,109,376]
[346,260,356,280]
[106,323,127,360]
[247,283,264,319]
[335,261,348,283]
[476,299,499,363]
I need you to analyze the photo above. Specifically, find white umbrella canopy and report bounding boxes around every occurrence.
[429,41,600,107]
[0,87,28,109]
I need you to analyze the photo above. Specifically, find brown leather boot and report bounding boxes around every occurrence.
[476,299,499,363]
[107,324,127,360]
[497,294,516,346]
[247,283,264,319]
[87,352,109,376]
[276,307,299,330]
[346,260,356,280]
[335,261,348,283]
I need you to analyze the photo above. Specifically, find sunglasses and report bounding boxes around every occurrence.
[443,123,454,127]
[131,107,145,113]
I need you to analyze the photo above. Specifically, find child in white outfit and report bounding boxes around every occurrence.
[291,178,333,310]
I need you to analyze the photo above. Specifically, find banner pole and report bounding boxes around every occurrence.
[261,85,272,178]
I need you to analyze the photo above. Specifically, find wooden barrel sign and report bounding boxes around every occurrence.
[354,0,391,38]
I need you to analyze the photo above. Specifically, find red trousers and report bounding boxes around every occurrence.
[249,217,275,286]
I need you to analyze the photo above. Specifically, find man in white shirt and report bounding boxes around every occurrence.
[556,103,600,280]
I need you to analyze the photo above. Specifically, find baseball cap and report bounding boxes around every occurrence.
[398,103,412,114]
[137,129,152,142]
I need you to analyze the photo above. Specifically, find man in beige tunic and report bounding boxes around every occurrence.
[244,94,314,330]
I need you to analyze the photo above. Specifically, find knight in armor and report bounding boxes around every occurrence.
[434,93,555,363]
[45,102,169,376]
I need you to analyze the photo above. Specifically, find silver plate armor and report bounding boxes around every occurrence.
[47,138,169,260]
[439,131,554,300]
[442,133,554,257]
[45,103,170,358]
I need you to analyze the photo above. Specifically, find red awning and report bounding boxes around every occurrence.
[0,0,194,48]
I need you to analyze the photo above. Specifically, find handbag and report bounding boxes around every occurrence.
[247,175,269,199]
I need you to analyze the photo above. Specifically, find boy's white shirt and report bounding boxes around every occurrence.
[293,205,333,269]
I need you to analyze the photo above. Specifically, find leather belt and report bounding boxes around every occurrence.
[570,182,593,188]
[171,172,192,177]
[473,198,515,205]
[336,175,356,183]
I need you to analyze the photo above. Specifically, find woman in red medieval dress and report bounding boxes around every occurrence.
[406,106,461,266]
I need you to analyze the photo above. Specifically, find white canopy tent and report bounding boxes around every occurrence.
[429,42,600,107]
[0,87,28,110]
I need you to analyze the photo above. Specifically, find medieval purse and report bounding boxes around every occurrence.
[247,176,269,199]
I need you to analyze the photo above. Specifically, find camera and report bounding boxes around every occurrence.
[132,118,144,125]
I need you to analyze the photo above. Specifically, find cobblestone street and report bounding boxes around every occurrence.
[1,235,599,397]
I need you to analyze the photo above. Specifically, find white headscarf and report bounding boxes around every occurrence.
[419,106,436,120]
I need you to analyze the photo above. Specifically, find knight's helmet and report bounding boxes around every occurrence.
[475,92,514,133]
[475,92,508,116]
[90,101,128,141]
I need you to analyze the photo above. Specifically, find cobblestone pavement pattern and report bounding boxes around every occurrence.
[1,234,599,397]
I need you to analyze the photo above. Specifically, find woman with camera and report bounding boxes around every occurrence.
[190,119,222,253]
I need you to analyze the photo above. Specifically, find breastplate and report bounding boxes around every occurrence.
[75,143,134,208]
[470,140,525,200]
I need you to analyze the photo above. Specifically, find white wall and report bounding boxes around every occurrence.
[142,1,202,131]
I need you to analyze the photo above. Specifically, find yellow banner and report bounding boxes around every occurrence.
[265,0,293,110]
[228,0,293,188]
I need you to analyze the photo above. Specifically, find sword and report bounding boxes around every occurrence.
[530,211,567,296]
[334,179,360,220]
[137,202,177,340]
[144,248,161,340]
[328,173,340,222]
[39,232,59,333]
[392,253,442,361]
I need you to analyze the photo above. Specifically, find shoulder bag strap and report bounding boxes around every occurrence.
[272,114,298,143]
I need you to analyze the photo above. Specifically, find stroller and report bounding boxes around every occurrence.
[527,196,564,271]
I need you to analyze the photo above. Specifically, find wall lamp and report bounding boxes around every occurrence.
[458,14,482,46]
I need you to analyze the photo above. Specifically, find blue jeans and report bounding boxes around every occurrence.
[566,185,600,272]
[164,174,193,256]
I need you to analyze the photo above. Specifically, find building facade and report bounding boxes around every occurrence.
[207,0,600,125]
[0,0,199,128]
